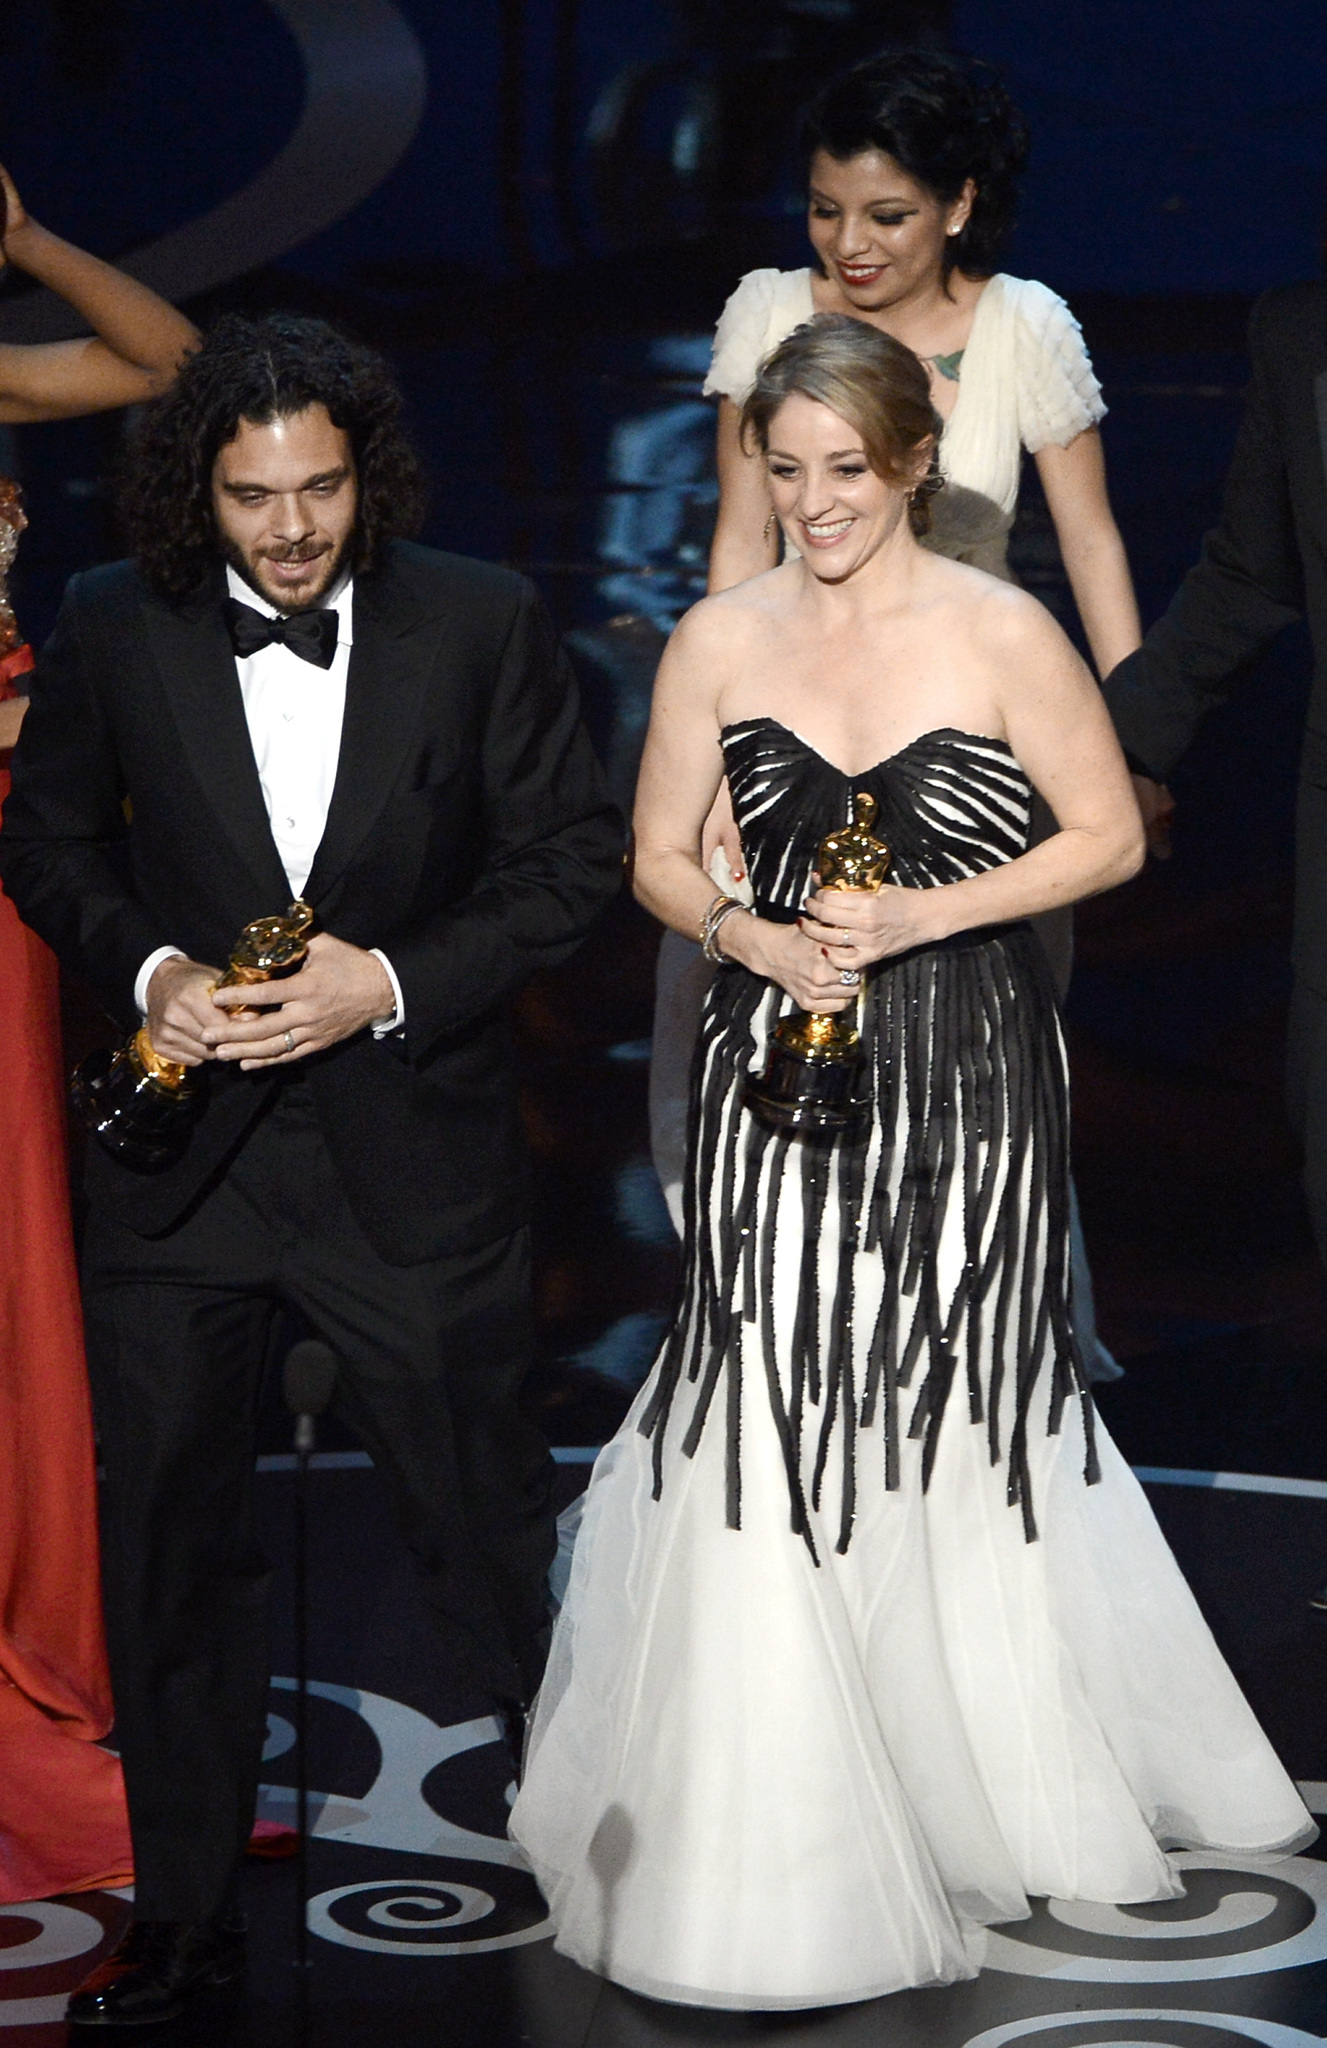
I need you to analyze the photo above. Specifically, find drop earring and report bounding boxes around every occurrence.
[763,512,776,542]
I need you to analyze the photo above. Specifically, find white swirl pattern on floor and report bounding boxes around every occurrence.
[983,1851,1327,1980]
[0,1902,107,2028]
[962,2013,1324,2048]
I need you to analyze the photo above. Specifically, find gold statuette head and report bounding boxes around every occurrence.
[817,791,891,894]
[215,900,315,991]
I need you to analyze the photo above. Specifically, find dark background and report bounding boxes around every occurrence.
[7,9,1327,2043]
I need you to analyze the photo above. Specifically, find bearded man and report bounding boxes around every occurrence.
[0,312,621,2026]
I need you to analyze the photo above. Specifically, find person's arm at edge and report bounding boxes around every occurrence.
[0,163,198,423]
[1035,425,1142,678]
[698,396,775,875]
[634,599,864,1017]
[1101,293,1303,783]
[707,397,779,595]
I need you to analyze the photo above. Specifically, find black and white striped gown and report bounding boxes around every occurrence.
[510,723,1310,2011]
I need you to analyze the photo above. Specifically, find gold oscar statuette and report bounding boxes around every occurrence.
[745,792,890,1134]
[73,902,316,1173]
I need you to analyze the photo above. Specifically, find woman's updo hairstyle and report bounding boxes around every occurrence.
[740,314,944,536]
[802,49,1029,279]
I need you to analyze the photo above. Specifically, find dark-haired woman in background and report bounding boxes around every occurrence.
[710,49,1138,637]
[512,315,1308,2013]
[651,52,1138,1370]
[0,159,196,1904]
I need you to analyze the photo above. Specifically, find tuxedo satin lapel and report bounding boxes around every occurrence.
[143,586,292,907]
[301,566,431,904]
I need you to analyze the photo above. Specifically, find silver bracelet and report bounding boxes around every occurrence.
[699,892,751,965]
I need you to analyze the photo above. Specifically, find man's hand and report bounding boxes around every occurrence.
[145,956,225,1066]
[1131,774,1175,860]
[206,932,394,1070]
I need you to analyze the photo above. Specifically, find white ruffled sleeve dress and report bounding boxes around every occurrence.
[702,266,1106,574]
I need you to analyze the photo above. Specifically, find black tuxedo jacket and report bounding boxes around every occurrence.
[1103,283,1327,990]
[0,540,623,1263]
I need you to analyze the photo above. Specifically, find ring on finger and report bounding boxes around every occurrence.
[839,968,860,986]
[283,1029,295,1054]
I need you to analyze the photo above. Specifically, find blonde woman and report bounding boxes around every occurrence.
[512,318,1309,2010]
[651,52,1136,1377]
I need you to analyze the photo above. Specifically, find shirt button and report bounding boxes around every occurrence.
[282,711,295,723]
[285,816,297,829]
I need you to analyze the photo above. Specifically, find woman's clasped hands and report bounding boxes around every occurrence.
[799,878,940,982]
[732,879,942,1013]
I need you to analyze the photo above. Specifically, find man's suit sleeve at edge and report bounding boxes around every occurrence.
[0,576,173,1026]
[1102,293,1305,781]
[385,583,623,1061]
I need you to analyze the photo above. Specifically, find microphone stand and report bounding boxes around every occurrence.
[282,1339,338,2046]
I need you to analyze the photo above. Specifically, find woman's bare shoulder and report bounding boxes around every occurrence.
[674,565,799,645]
[927,554,1067,651]
[656,584,765,702]
[909,557,1080,708]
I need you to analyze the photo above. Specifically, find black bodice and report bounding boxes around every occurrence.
[639,719,1097,1558]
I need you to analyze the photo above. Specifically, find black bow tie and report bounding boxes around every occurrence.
[227,598,339,669]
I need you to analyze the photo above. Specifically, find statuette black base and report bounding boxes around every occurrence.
[71,1044,206,1174]
[744,1042,871,1133]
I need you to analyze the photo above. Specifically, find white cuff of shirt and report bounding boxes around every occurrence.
[137,945,401,1035]
[369,949,404,1036]
[136,945,186,1017]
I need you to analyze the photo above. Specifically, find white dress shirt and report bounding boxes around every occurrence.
[135,567,403,1033]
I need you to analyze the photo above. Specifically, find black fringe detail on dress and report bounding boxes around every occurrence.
[640,722,1098,1559]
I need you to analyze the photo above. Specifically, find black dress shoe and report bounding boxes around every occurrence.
[66,1916,245,2026]
[1310,1584,1327,1613]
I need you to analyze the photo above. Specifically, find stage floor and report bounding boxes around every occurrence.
[3,1443,1326,2046]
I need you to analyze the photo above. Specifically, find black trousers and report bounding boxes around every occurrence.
[82,1081,556,1924]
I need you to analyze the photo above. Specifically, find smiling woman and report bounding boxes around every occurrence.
[649,50,1144,1331]
[741,308,945,557]
[687,56,1135,956]
[637,315,1145,980]
[705,47,1138,670]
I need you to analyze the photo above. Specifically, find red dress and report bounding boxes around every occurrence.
[0,641,134,1901]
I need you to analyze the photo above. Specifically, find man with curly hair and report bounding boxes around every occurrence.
[0,312,621,2026]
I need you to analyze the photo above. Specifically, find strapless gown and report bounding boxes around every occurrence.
[509,724,1312,2010]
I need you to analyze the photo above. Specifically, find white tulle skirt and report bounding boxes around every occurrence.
[509,1350,1313,2011]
